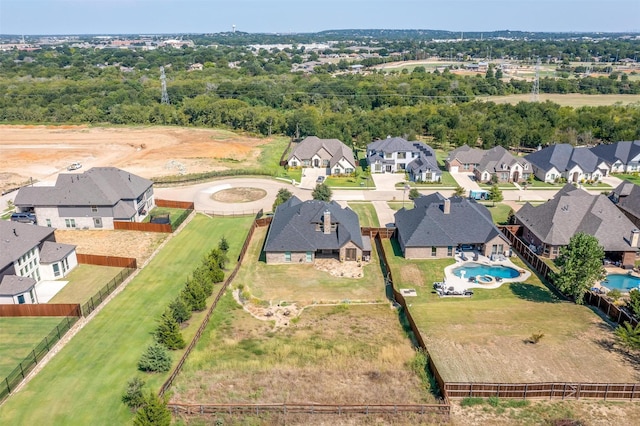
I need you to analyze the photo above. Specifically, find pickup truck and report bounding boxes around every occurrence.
[67,162,82,171]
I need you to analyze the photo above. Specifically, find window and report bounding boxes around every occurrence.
[91,205,98,213]
[384,152,393,159]
[65,219,76,228]
[53,263,61,277]
[29,289,35,303]
[303,160,310,166]
[398,163,406,170]
[322,159,329,166]
[63,258,69,270]
[17,294,25,304]
[291,161,298,167]
[431,247,437,257]
[397,152,406,159]
[447,246,453,257]
[345,168,354,174]
[46,219,52,227]
[334,168,340,175]
[306,252,312,262]
[284,252,291,262]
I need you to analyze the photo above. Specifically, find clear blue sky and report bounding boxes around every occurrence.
[1,0,638,35]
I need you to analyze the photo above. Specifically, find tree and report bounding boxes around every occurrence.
[408,188,421,200]
[628,289,640,318]
[121,377,146,410]
[488,184,503,206]
[453,185,466,197]
[155,308,186,350]
[552,233,606,304]
[614,322,640,352]
[181,277,207,311]
[312,183,332,201]
[218,236,229,252]
[272,187,293,211]
[133,391,172,426]
[138,343,172,372]
[169,296,191,324]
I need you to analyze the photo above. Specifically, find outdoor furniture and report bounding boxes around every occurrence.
[468,276,476,282]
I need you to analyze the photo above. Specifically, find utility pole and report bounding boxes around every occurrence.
[160,66,169,105]
[531,58,540,102]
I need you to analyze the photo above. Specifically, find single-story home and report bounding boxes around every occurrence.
[524,144,609,183]
[590,140,640,173]
[287,136,357,175]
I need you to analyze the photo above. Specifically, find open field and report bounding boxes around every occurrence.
[0,317,66,379]
[481,93,640,107]
[47,264,125,304]
[170,291,434,406]
[347,201,380,227]
[53,229,167,265]
[0,125,284,193]
[380,239,640,383]
[233,227,385,304]
[0,215,254,425]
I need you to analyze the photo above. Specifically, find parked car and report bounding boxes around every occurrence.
[11,212,36,224]
[67,162,82,171]
[316,176,325,183]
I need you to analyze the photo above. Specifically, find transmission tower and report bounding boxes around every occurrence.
[160,66,170,105]
[531,58,540,102]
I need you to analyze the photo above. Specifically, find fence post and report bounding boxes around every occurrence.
[56,325,62,340]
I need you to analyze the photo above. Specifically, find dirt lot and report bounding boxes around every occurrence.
[0,125,272,192]
[54,229,167,265]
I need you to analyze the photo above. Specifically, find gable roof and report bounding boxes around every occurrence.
[476,146,530,174]
[394,193,508,248]
[288,136,356,168]
[612,180,640,220]
[367,137,418,153]
[0,275,36,297]
[525,144,603,174]
[14,167,153,207]
[39,241,76,264]
[590,141,640,165]
[264,196,363,252]
[515,184,637,252]
[0,221,55,271]
[447,145,486,164]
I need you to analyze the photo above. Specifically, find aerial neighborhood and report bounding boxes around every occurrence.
[1,22,640,426]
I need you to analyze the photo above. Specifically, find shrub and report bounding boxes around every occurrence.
[460,397,484,407]
[487,396,500,407]
[121,377,146,410]
[527,331,545,344]
[218,236,229,252]
[138,343,172,373]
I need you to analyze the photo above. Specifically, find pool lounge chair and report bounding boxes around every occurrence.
[460,252,467,261]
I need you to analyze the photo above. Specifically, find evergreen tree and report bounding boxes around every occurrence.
[155,308,186,350]
[121,377,146,410]
[169,296,192,324]
[552,233,606,304]
[133,391,172,426]
[192,265,215,295]
[181,278,207,311]
[138,343,172,373]
[218,236,229,252]
[312,183,332,201]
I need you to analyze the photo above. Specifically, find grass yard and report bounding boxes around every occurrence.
[233,227,385,304]
[47,264,126,304]
[170,291,435,406]
[380,239,640,384]
[257,136,291,174]
[478,182,516,189]
[395,172,457,188]
[325,174,372,188]
[388,201,415,211]
[480,202,513,225]
[0,215,254,425]
[142,206,188,227]
[612,173,640,185]
[0,317,66,379]
[347,201,380,227]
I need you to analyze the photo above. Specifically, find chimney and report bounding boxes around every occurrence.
[443,198,450,215]
[631,229,639,247]
[323,210,331,234]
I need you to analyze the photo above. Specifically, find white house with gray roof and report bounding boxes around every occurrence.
[367,137,442,182]
[446,145,531,183]
[0,221,77,304]
[590,140,640,173]
[524,144,609,183]
[287,136,356,175]
[264,196,370,264]
[394,193,510,259]
[14,167,155,230]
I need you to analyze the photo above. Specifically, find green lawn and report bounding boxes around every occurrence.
[233,227,386,304]
[478,182,516,189]
[524,179,611,190]
[142,207,188,227]
[388,201,415,211]
[282,167,302,183]
[257,136,291,174]
[0,317,66,379]
[347,202,380,227]
[480,202,513,225]
[0,215,253,425]
[47,264,126,304]
[395,172,457,188]
[612,173,640,185]
[325,174,373,188]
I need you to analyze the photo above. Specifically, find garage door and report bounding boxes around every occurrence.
[450,166,459,173]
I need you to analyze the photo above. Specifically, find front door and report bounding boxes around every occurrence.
[513,171,519,182]
[345,248,357,261]
[314,158,320,167]
[572,172,579,182]
[385,165,392,172]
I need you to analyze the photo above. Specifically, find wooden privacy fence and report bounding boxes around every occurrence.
[362,227,396,238]
[156,199,194,209]
[0,315,79,403]
[445,382,640,401]
[0,303,81,317]
[159,216,265,397]
[77,253,137,269]
[584,291,639,327]
[169,403,450,418]
[500,227,555,284]
[114,221,172,233]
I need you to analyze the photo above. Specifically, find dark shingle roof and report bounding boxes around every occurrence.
[367,137,417,153]
[264,196,363,252]
[613,180,640,221]
[288,136,356,168]
[525,144,602,174]
[14,167,152,207]
[476,146,531,173]
[0,221,55,271]
[591,141,640,165]
[515,184,637,252]
[394,193,508,248]
[0,275,36,296]
[447,145,486,164]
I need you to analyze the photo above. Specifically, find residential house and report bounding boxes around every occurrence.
[394,193,510,259]
[590,140,640,173]
[0,221,78,304]
[611,180,640,228]
[264,196,370,264]
[474,146,532,183]
[524,144,609,183]
[445,145,485,173]
[515,184,638,265]
[287,136,357,175]
[14,167,155,230]
[367,137,442,182]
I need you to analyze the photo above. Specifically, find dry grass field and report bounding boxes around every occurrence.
[482,93,640,107]
[0,125,275,193]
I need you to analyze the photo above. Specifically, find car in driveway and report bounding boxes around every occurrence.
[11,212,37,224]
[67,162,82,171]
[316,176,325,183]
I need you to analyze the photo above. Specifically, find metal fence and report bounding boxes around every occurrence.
[445,382,640,401]
[0,315,80,403]
[80,268,136,317]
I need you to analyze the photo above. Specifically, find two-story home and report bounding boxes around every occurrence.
[264,196,370,264]
[524,144,609,183]
[367,137,442,182]
[0,221,78,304]
[287,136,357,175]
[14,167,155,230]
[590,140,640,173]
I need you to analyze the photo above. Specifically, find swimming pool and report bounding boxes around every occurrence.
[452,262,521,279]
[601,274,640,292]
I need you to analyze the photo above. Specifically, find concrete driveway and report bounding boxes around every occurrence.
[299,167,326,190]
[370,173,406,191]
[449,171,481,192]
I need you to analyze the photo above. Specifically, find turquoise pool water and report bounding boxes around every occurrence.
[452,262,520,279]
[602,274,640,292]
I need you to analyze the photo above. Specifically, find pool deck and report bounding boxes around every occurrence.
[441,251,531,292]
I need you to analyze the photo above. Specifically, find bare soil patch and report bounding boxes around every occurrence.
[211,187,267,203]
[313,258,365,278]
[53,229,167,265]
[0,125,273,192]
